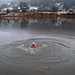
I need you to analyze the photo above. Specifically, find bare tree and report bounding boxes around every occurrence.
[19,2,29,12]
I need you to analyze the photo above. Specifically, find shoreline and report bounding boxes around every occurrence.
[0,12,75,18]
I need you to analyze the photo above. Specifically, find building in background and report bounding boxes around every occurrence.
[68,6,75,12]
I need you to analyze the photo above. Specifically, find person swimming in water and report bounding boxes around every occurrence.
[30,42,37,48]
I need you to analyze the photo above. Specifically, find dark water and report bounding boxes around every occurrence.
[0,17,75,75]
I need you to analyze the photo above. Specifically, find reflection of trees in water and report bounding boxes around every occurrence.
[0,19,2,26]
[54,17,63,27]
[7,19,10,23]
[49,18,75,29]
[0,18,75,30]
[19,19,28,28]
[0,18,29,29]
[0,19,10,26]
[28,19,51,29]
[28,18,75,31]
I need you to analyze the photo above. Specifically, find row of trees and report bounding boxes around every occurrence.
[1,2,29,13]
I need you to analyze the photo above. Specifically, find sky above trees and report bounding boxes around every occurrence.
[0,0,30,2]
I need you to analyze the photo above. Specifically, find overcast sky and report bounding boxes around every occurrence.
[0,0,31,2]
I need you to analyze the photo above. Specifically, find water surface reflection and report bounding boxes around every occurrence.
[0,18,75,33]
[0,18,75,75]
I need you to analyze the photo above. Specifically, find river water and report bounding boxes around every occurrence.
[0,17,75,75]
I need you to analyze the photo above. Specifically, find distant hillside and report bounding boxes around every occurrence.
[29,0,75,9]
[1,0,75,10]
